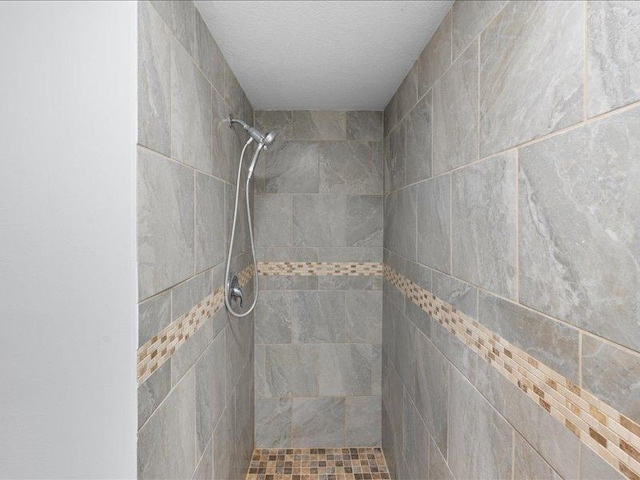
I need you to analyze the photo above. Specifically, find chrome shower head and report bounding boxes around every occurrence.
[229,117,278,149]
[262,130,278,149]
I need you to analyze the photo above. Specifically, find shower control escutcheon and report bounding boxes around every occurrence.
[228,275,244,307]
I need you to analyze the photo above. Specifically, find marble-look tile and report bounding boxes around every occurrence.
[386,122,406,191]
[212,400,234,480]
[417,174,450,273]
[414,331,448,456]
[292,194,346,247]
[195,330,226,456]
[171,270,212,320]
[193,436,212,480]
[226,313,252,390]
[371,344,382,396]
[452,0,508,59]
[346,195,383,247]
[255,397,291,448]
[518,107,640,351]
[580,443,625,480]
[291,291,345,343]
[233,364,254,478]
[223,66,243,117]
[171,39,213,173]
[262,142,319,193]
[137,147,194,300]
[417,10,452,96]
[582,335,640,423]
[588,1,640,117]
[430,319,477,389]
[345,396,381,446]
[384,94,398,140]
[138,369,196,480]
[381,404,399,480]
[255,110,293,141]
[432,270,477,318]
[382,297,399,368]
[514,434,561,480]
[172,317,213,385]
[384,185,416,261]
[346,111,383,141]
[211,88,235,184]
[195,173,224,272]
[478,292,580,382]
[452,151,517,299]
[402,391,430,480]
[318,275,381,292]
[151,0,196,57]
[345,291,382,344]
[403,261,432,337]
[382,360,405,443]
[264,344,318,397]
[405,93,432,184]
[319,142,382,195]
[138,361,171,430]
[292,111,346,141]
[448,368,513,480]
[480,1,584,157]
[255,290,292,345]
[254,193,292,247]
[428,434,454,480]
[317,344,372,396]
[138,290,171,347]
[433,41,478,175]
[291,397,345,447]
[397,67,419,121]
[194,9,225,93]
[138,1,171,156]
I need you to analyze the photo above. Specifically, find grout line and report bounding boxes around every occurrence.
[583,0,589,121]
[514,149,519,303]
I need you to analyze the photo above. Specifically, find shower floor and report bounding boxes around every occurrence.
[245,447,391,480]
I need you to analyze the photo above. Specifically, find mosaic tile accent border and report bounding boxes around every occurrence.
[136,264,255,384]
[246,447,390,480]
[383,264,640,480]
[258,261,384,277]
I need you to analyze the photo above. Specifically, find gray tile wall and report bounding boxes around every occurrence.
[253,110,384,448]
[383,1,640,479]
[137,2,255,478]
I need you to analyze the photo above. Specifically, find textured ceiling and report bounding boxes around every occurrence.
[196,1,453,110]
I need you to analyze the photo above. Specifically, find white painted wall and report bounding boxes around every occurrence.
[0,2,137,478]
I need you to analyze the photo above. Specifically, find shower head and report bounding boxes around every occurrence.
[230,117,278,149]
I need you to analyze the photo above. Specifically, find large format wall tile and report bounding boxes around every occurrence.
[452,0,507,59]
[514,433,561,480]
[255,290,292,344]
[448,369,513,480]
[262,142,319,193]
[346,291,382,344]
[138,362,171,430]
[138,370,196,480]
[194,9,225,93]
[433,41,478,175]
[151,0,196,58]
[519,107,640,351]
[478,292,580,382]
[588,1,640,117]
[582,335,640,423]
[402,392,430,480]
[384,186,416,260]
[255,397,291,448]
[346,195,383,247]
[254,193,292,247]
[345,396,381,446]
[385,123,405,191]
[255,111,293,141]
[291,291,345,343]
[317,344,372,396]
[293,111,346,141]
[292,195,346,247]
[138,148,194,300]
[212,88,235,184]
[292,397,345,447]
[417,12,452,97]
[479,1,584,156]
[264,345,318,397]
[319,142,382,195]
[417,174,450,273]
[171,39,213,173]
[138,290,171,347]
[138,1,171,156]
[452,151,517,299]
[432,270,477,318]
[405,93,432,184]
[346,111,383,141]
[195,173,225,272]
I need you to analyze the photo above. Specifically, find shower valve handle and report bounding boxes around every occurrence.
[229,275,244,307]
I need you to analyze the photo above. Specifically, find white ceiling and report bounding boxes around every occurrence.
[196,1,453,111]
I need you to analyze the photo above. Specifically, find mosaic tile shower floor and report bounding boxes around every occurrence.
[246,447,391,480]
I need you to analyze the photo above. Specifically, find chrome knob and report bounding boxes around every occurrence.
[228,275,244,307]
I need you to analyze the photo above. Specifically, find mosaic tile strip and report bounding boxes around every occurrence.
[258,261,384,277]
[136,264,255,384]
[246,447,390,480]
[383,264,640,480]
